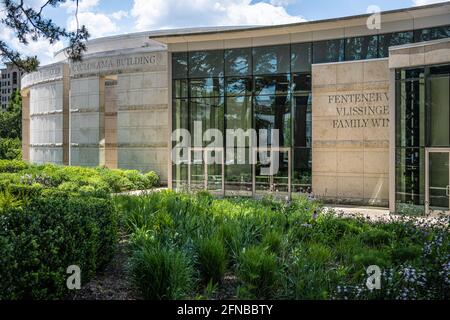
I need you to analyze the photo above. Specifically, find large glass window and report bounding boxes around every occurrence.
[225,48,252,76]
[395,70,426,148]
[428,67,450,147]
[414,25,450,42]
[189,50,224,78]
[345,35,379,61]
[291,42,312,72]
[313,39,345,64]
[254,94,291,148]
[395,64,450,214]
[254,75,290,96]
[379,31,414,58]
[172,52,188,79]
[293,93,312,148]
[253,45,290,75]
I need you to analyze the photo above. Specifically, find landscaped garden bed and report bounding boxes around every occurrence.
[0,160,448,300]
[0,160,160,300]
[116,191,449,300]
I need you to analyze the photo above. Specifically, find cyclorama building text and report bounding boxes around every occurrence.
[21,3,450,215]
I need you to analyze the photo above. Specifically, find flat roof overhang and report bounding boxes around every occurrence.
[149,2,450,44]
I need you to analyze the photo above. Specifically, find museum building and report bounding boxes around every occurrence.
[21,3,450,214]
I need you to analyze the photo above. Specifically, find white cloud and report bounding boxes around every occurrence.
[412,0,449,6]
[111,10,129,20]
[269,0,296,6]
[67,11,119,38]
[131,0,305,31]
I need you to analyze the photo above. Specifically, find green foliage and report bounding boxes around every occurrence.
[0,138,22,160]
[0,159,28,173]
[116,191,449,300]
[195,237,227,284]
[129,243,193,300]
[0,195,117,300]
[360,229,392,247]
[237,246,279,299]
[0,160,160,198]
[0,90,22,140]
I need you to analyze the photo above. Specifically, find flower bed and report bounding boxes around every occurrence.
[117,191,449,300]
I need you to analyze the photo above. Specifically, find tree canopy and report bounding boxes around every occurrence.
[0,0,89,72]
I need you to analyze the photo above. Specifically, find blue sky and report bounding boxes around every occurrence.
[0,0,448,66]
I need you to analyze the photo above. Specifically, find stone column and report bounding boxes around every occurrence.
[104,79,118,169]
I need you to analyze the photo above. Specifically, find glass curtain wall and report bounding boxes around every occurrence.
[172,43,313,196]
[395,65,450,214]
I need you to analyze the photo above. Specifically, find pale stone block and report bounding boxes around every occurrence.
[224,38,253,49]
[337,150,364,174]
[389,48,410,69]
[409,46,425,67]
[312,119,337,142]
[312,64,337,86]
[312,149,337,173]
[290,31,313,43]
[414,13,450,29]
[337,176,364,199]
[143,72,168,88]
[337,62,364,85]
[364,176,389,203]
[313,175,338,198]
[424,41,450,65]
[313,28,345,41]
[379,19,414,33]
[364,60,389,83]
[188,40,225,51]
[364,150,389,174]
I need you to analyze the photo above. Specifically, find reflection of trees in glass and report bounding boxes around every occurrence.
[346,36,378,60]
[415,25,450,42]
[189,51,224,78]
[291,43,312,72]
[255,95,290,147]
[226,78,252,96]
[253,45,290,75]
[172,53,188,79]
[379,32,413,58]
[225,48,252,76]
[313,39,344,63]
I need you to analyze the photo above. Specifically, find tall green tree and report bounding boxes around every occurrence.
[0,90,22,159]
[0,0,89,72]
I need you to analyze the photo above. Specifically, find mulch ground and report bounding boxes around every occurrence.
[71,238,139,300]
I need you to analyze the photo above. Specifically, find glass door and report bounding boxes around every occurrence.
[426,149,450,215]
[188,148,225,196]
[252,148,292,199]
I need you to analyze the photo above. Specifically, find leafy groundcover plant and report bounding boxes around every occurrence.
[119,191,449,300]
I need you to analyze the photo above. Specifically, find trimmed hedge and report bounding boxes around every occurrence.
[0,195,117,300]
[0,161,160,198]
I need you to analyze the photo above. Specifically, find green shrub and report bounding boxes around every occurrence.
[237,246,279,299]
[145,171,160,188]
[195,237,227,284]
[0,159,28,173]
[308,243,333,265]
[129,244,193,300]
[352,249,391,269]
[0,195,117,300]
[0,138,22,160]
[262,230,283,253]
[360,229,392,247]
[392,245,422,263]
